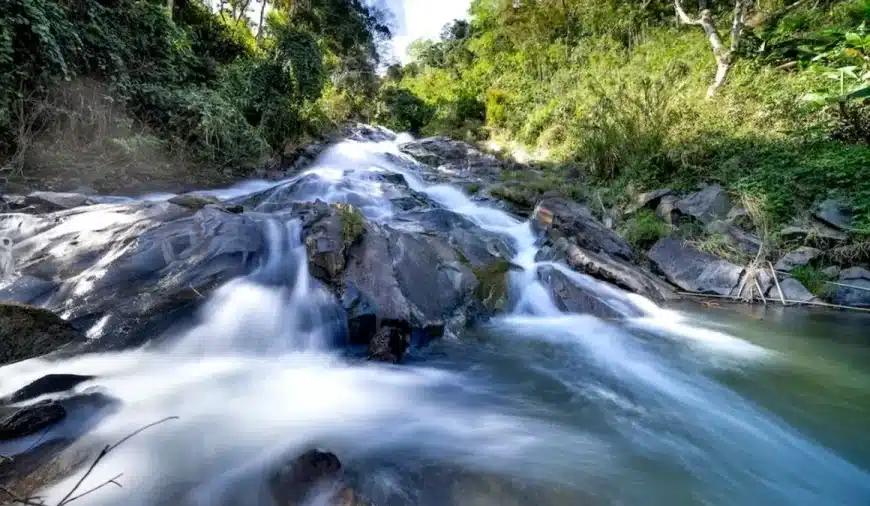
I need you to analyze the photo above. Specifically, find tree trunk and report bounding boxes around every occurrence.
[235,0,252,21]
[256,0,268,46]
[167,0,174,19]
[674,0,747,98]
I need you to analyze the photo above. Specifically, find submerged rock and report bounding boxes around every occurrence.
[0,304,85,365]
[22,192,92,214]
[0,400,66,440]
[270,450,371,506]
[774,247,822,273]
[831,267,870,307]
[648,238,744,296]
[676,184,731,224]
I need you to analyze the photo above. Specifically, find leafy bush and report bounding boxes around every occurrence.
[791,265,833,297]
[375,87,433,134]
[622,210,671,251]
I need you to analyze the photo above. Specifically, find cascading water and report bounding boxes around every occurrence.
[1,132,869,506]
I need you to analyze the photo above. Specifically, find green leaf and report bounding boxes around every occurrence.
[842,86,870,102]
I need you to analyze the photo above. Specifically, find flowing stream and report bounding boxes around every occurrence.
[1,134,869,506]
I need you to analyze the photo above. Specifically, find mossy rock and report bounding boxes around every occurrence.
[333,203,366,248]
[168,193,222,210]
[0,304,85,366]
[472,259,512,312]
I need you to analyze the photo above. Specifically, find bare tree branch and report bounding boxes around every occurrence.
[673,0,701,25]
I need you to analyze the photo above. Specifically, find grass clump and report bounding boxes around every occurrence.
[621,210,672,251]
[472,259,512,312]
[334,203,366,248]
[791,265,834,297]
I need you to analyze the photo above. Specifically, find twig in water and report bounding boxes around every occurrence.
[54,416,179,506]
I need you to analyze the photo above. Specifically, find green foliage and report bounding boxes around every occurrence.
[791,265,833,297]
[622,210,672,251]
[334,203,365,248]
[375,86,433,134]
[395,0,870,238]
[0,0,388,187]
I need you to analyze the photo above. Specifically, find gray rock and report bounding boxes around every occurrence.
[813,199,855,231]
[399,136,503,183]
[832,267,870,307]
[655,195,682,225]
[774,247,823,272]
[168,193,222,210]
[625,188,672,215]
[533,198,634,261]
[368,325,411,363]
[726,205,754,231]
[648,238,744,296]
[780,221,848,243]
[768,277,817,303]
[822,266,841,279]
[0,275,57,305]
[25,192,92,212]
[2,374,96,405]
[0,400,66,440]
[706,220,762,255]
[538,266,625,318]
[676,184,731,224]
[269,449,372,506]
[0,304,85,365]
[537,237,677,302]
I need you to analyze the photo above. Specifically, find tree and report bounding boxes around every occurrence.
[256,0,268,46]
[673,0,750,97]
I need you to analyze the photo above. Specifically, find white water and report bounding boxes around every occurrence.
[1,134,869,506]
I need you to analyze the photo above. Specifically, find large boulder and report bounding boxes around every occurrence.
[780,220,847,243]
[0,304,85,365]
[648,238,744,296]
[537,237,677,302]
[774,247,822,273]
[533,198,634,261]
[705,220,762,255]
[0,400,66,440]
[831,267,870,307]
[537,266,625,318]
[676,184,731,224]
[813,199,855,231]
[1,201,269,351]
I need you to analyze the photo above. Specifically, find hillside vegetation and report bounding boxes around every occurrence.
[388,0,870,238]
[0,0,397,191]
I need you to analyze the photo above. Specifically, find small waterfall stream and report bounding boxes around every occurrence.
[0,133,869,506]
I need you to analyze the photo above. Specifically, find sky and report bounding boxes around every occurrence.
[386,0,471,63]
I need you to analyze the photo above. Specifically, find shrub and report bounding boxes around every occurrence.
[621,210,671,251]
[791,265,833,297]
[375,87,433,134]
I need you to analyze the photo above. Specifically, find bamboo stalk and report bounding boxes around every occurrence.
[768,261,787,306]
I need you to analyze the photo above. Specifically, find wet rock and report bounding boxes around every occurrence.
[270,449,343,506]
[625,188,672,215]
[769,278,818,303]
[774,247,822,272]
[676,184,731,224]
[648,238,744,296]
[705,220,762,255]
[2,374,95,405]
[168,193,222,210]
[23,192,92,213]
[831,267,870,307]
[487,183,540,214]
[533,198,634,261]
[0,400,66,440]
[537,238,677,302]
[305,207,351,284]
[538,266,623,318]
[813,199,855,231]
[0,304,85,365]
[399,208,512,267]
[472,259,512,313]
[0,275,57,305]
[399,137,503,183]
[368,325,411,363]
[655,195,682,225]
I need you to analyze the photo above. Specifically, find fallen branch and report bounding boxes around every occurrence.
[768,262,787,306]
[676,291,870,312]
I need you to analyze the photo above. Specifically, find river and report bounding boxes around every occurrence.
[1,133,868,506]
